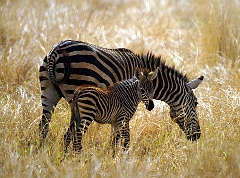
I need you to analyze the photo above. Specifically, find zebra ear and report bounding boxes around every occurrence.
[148,68,158,80]
[134,67,141,79]
[187,76,204,89]
[143,70,148,77]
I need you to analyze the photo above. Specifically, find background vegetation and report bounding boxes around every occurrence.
[0,0,239,177]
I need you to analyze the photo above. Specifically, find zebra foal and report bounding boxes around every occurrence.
[64,68,158,154]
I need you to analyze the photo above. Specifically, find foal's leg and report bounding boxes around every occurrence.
[63,120,75,154]
[120,120,130,153]
[110,123,121,157]
[73,117,93,154]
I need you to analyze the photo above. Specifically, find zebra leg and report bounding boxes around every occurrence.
[73,117,93,154]
[39,63,62,144]
[64,101,79,154]
[110,123,121,156]
[63,120,75,154]
[120,121,130,153]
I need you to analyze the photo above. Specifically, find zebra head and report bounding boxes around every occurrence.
[169,76,204,141]
[135,68,158,111]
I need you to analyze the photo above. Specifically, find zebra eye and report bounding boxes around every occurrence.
[194,102,198,106]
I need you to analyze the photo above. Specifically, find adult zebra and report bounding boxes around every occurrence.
[39,40,204,142]
[64,68,158,154]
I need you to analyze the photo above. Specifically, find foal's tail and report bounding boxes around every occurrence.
[71,99,81,129]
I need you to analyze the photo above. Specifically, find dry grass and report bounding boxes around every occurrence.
[0,0,239,177]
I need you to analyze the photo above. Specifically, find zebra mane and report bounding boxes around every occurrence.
[138,52,189,83]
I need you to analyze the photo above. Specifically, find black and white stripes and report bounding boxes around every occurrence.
[39,40,204,143]
[64,68,158,154]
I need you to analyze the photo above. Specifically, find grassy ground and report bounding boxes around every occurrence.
[0,0,239,177]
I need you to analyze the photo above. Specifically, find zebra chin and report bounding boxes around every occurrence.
[146,99,154,111]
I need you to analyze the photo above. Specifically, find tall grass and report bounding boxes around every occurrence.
[194,0,240,67]
[0,0,239,177]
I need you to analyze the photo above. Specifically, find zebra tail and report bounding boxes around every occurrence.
[47,50,71,85]
[71,99,81,129]
[46,55,58,85]
[60,51,71,84]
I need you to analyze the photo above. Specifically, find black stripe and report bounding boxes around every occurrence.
[43,109,51,114]
[56,55,117,85]
[39,76,48,82]
[58,40,78,49]
[60,52,71,83]
[57,43,92,54]
[55,68,64,73]
[64,79,97,86]
[39,66,47,72]
[81,107,96,116]
[55,56,64,64]
[155,68,169,100]
[43,56,47,62]
[42,103,48,107]
[64,90,75,94]
[95,50,124,81]
[81,114,95,123]
[63,68,111,86]
[153,75,162,99]
[41,95,47,99]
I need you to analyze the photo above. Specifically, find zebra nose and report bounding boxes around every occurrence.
[146,100,154,111]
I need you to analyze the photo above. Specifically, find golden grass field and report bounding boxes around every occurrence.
[0,0,239,177]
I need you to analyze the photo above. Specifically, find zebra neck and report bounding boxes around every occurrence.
[137,52,189,105]
[153,66,188,105]
[113,78,141,106]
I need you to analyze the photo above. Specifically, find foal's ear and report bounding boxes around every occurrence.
[148,68,158,80]
[134,67,141,79]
